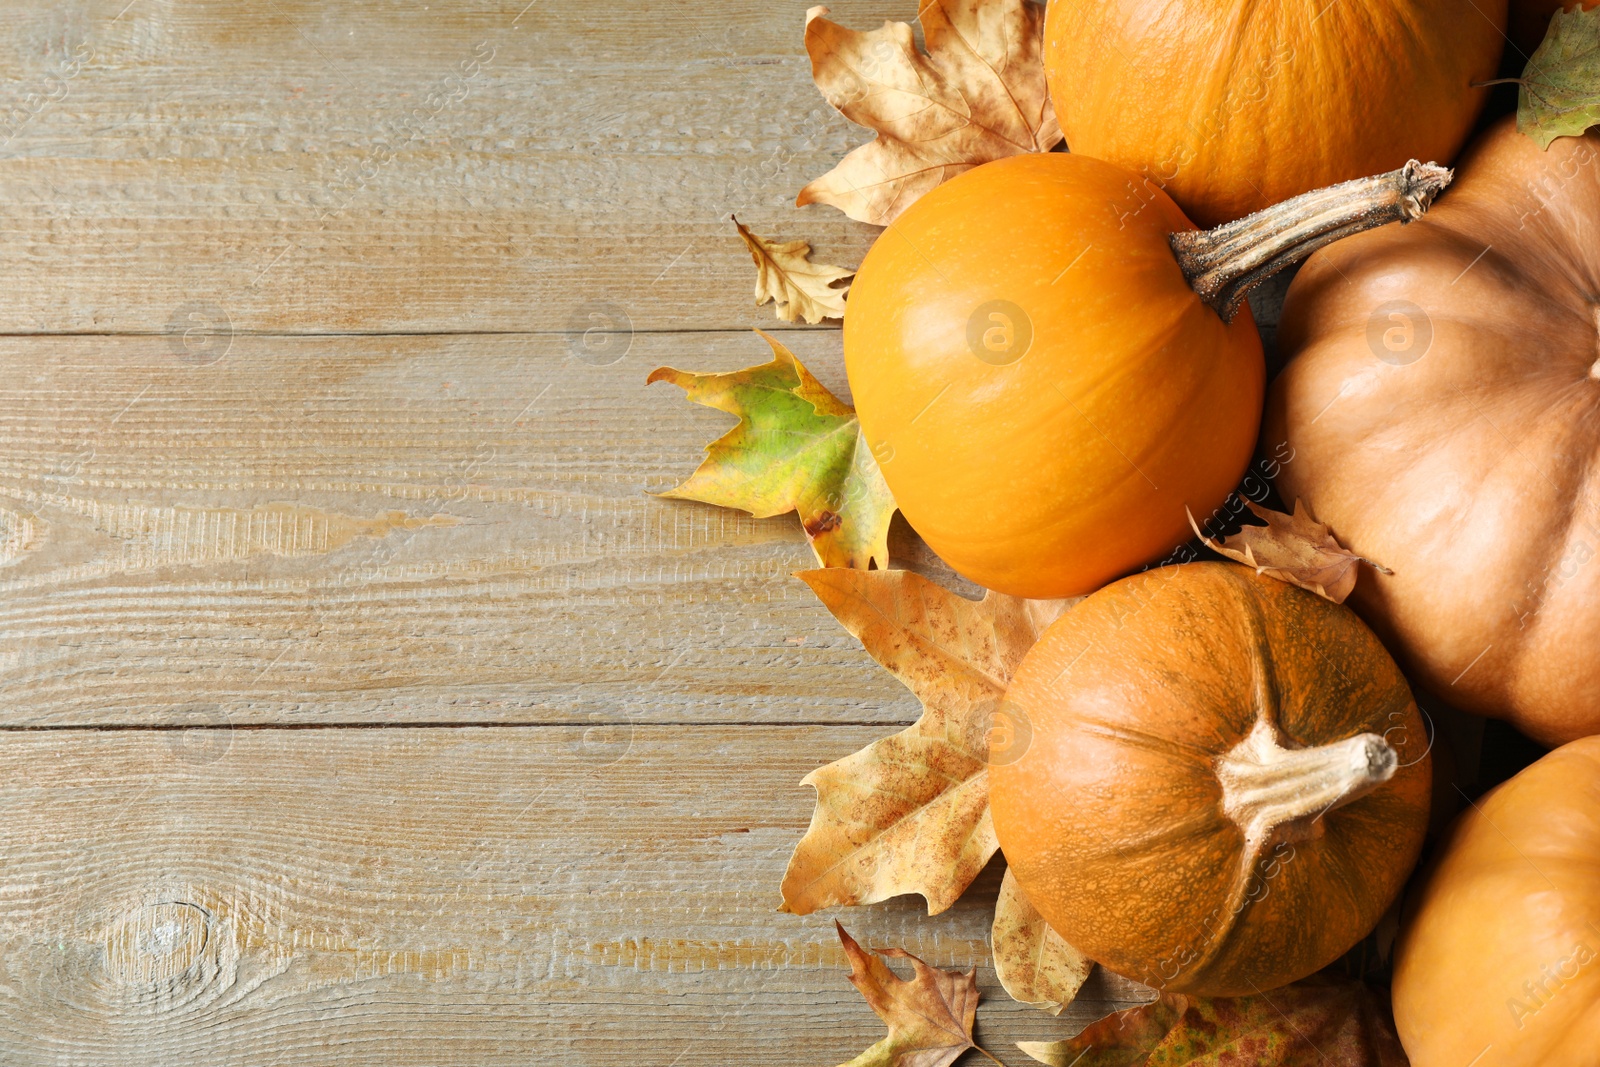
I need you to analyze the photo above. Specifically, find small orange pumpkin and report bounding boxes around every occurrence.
[1044,0,1505,227]
[1393,737,1600,1065]
[845,152,1448,598]
[989,562,1431,996]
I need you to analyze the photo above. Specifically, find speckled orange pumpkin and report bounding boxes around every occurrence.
[989,562,1431,995]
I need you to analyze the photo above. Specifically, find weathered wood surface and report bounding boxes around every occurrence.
[0,0,891,335]
[0,330,945,728]
[0,728,1146,1065]
[0,0,1158,1060]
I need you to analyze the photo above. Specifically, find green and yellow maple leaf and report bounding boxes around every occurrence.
[648,330,895,568]
[1517,5,1600,148]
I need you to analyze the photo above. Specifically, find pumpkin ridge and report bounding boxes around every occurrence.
[1309,808,1383,942]
[1053,716,1218,766]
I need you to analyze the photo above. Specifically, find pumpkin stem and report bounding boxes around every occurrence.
[1171,160,1453,323]
[1215,718,1397,846]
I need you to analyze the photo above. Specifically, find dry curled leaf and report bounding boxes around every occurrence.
[734,216,853,324]
[799,0,1061,226]
[648,330,895,568]
[781,568,1074,915]
[1016,974,1407,1067]
[1188,500,1389,604]
[834,922,994,1067]
[1516,5,1600,148]
[991,868,1092,1015]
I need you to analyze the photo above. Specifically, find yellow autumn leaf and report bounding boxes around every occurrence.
[781,568,1075,915]
[991,868,1091,1015]
[798,0,1061,226]
[733,216,853,324]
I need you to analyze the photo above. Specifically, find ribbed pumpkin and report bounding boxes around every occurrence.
[1266,120,1600,746]
[1394,738,1600,1066]
[1044,0,1505,227]
[845,151,1449,598]
[989,562,1431,996]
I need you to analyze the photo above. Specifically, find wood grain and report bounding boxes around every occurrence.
[0,0,1289,1058]
[0,329,950,727]
[0,727,1148,1065]
[0,0,899,335]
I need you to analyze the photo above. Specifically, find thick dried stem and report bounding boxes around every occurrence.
[1172,160,1452,323]
[1215,718,1397,849]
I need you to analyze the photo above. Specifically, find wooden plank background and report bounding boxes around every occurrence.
[0,0,1172,1062]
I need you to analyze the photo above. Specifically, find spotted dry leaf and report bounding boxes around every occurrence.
[798,0,1061,226]
[781,568,1075,915]
[733,216,853,324]
[1517,5,1600,148]
[1189,500,1389,604]
[834,923,992,1067]
[991,868,1092,1015]
[1016,975,1407,1067]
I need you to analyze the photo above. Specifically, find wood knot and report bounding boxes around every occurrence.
[0,505,42,566]
[97,900,236,1013]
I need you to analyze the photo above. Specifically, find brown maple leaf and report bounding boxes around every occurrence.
[733,216,853,324]
[1017,974,1408,1067]
[991,868,1091,1016]
[781,568,1075,915]
[1188,500,1390,604]
[834,922,1001,1067]
[798,0,1061,227]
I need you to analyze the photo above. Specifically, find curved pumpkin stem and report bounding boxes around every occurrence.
[1215,717,1398,847]
[1171,160,1453,324]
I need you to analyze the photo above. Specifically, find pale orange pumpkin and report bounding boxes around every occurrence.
[1267,120,1600,746]
[1393,737,1600,1066]
[845,151,1449,598]
[989,562,1431,996]
[1044,0,1505,227]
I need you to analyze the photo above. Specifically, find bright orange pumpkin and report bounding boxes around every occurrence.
[1393,737,1600,1065]
[1044,0,1505,227]
[845,151,1450,598]
[989,562,1431,996]
[1266,120,1600,746]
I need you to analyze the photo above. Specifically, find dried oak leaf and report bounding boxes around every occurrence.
[1188,500,1389,604]
[1517,6,1600,148]
[834,922,997,1067]
[648,330,895,569]
[1016,974,1408,1067]
[734,216,853,324]
[781,568,1075,915]
[991,868,1091,1015]
[799,0,1061,227]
